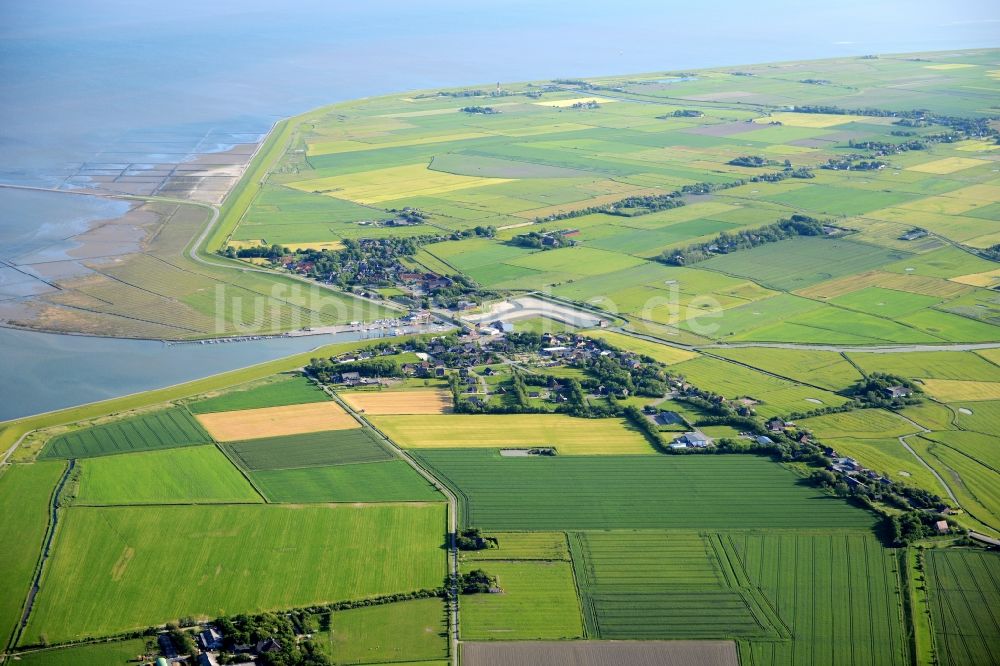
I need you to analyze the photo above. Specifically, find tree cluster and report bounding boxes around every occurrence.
[728,155,768,167]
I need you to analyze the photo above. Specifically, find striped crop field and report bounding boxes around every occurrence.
[925,549,1000,666]
[222,429,394,471]
[732,531,908,666]
[568,531,786,640]
[414,450,876,530]
[40,407,211,459]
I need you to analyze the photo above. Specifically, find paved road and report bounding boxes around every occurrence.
[324,386,461,666]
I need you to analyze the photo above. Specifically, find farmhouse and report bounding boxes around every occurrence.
[197,627,223,650]
[883,385,913,399]
[766,418,786,432]
[935,520,950,534]
[256,638,283,653]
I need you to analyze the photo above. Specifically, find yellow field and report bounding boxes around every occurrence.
[950,269,1000,288]
[920,379,1000,403]
[584,330,698,365]
[964,232,1000,250]
[340,389,453,415]
[898,195,985,216]
[307,131,493,156]
[924,63,977,70]
[797,270,970,300]
[196,401,359,441]
[754,112,875,128]
[533,97,618,107]
[369,414,655,454]
[286,241,346,251]
[907,157,991,174]
[955,139,1000,152]
[288,163,512,205]
[228,239,265,249]
[943,183,1000,202]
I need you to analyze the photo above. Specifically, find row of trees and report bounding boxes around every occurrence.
[661,214,826,266]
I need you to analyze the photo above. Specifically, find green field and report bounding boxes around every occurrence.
[569,531,785,641]
[798,410,919,439]
[186,374,329,413]
[914,431,1000,531]
[222,428,394,470]
[41,407,211,459]
[733,531,909,666]
[700,238,908,292]
[0,462,65,650]
[847,351,1000,382]
[74,445,261,505]
[315,598,448,665]
[12,638,153,666]
[459,561,584,640]
[22,503,445,644]
[671,356,849,417]
[925,549,1000,666]
[461,532,570,562]
[251,460,443,503]
[707,347,862,391]
[416,450,876,530]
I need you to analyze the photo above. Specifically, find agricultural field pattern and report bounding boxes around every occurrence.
[3,49,1000,666]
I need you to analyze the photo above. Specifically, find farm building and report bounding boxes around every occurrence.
[755,435,774,445]
[198,654,220,666]
[935,520,950,534]
[883,385,913,399]
[648,411,684,426]
[672,432,713,448]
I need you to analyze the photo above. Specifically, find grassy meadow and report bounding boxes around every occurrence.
[74,445,261,505]
[22,503,445,645]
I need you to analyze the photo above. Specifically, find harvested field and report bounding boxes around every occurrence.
[340,389,453,414]
[461,640,739,666]
[195,401,358,441]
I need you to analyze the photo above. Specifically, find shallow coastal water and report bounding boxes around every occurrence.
[0,0,996,418]
[0,326,419,421]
